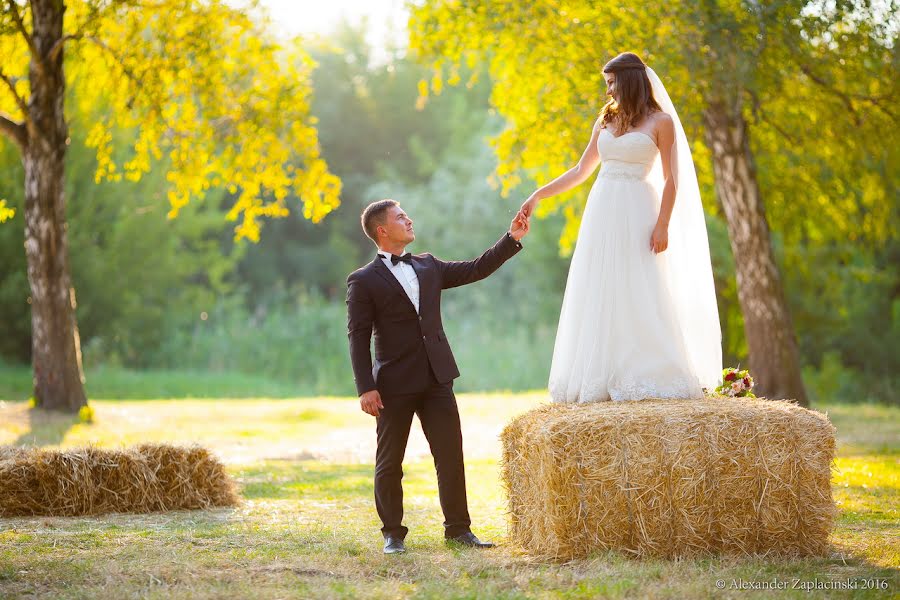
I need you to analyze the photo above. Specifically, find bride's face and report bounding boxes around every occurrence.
[604,72,616,101]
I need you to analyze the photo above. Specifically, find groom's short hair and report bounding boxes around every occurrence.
[361,199,399,243]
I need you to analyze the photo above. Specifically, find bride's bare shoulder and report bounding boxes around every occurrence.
[650,111,673,134]
[650,110,672,124]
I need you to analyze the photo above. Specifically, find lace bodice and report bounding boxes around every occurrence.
[596,130,659,181]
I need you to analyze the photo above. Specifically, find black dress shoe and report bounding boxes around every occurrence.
[383,536,406,554]
[445,531,495,548]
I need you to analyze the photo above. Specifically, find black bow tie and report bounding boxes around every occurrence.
[390,253,413,265]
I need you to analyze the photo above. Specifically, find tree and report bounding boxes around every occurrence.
[0,0,340,411]
[0,114,241,369]
[409,0,898,405]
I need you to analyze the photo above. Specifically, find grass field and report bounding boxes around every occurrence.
[0,386,897,599]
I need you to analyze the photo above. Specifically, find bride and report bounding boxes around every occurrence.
[517,52,722,402]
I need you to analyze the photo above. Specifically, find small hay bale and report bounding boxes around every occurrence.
[501,397,837,560]
[0,443,240,517]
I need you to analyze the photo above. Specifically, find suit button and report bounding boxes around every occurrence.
[422,335,426,340]
[419,316,422,320]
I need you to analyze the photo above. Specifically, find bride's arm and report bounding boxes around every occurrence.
[650,113,677,253]
[519,118,603,218]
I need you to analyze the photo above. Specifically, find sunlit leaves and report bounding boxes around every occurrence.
[0,199,14,222]
[408,0,898,255]
[0,0,341,241]
[0,29,29,120]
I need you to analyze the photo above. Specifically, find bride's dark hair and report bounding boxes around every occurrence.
[599,52,661,134]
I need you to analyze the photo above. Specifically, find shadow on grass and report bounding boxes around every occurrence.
[12,408,79,447]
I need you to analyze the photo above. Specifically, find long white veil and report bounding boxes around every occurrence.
[645,66,722,389]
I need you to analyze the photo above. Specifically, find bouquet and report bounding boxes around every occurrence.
[714,367,756,398]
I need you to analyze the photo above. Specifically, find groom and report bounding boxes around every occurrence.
[346,199,529,554]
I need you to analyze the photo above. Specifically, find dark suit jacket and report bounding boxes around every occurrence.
[346,232,523,396]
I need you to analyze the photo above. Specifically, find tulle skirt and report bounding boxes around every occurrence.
[548,173,704,403]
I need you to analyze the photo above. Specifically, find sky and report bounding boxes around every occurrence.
[253,0,409,54]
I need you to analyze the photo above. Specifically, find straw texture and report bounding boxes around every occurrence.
[0,443,239,517]
[501,397,837,560]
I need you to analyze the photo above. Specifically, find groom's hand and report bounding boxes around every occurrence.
[509,214,530,241]
[360,389,384,417]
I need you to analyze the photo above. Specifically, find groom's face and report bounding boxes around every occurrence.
[378,205,415,246]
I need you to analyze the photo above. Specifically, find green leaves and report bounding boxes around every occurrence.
[0,0,342,241]
[408,1,898,255]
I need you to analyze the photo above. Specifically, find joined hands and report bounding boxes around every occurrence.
[511,194,539,241]
[509,212,531,241]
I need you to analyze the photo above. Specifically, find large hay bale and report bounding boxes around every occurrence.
[501,397,837,560]
[0,443,240,517]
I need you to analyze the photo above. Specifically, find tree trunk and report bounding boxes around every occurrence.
[24,0,87,412]
[704,99,808,406]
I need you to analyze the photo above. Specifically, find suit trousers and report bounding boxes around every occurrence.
[374,369,471,540]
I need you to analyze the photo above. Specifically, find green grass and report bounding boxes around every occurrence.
[0,364,305,401]
[0,391,897,599]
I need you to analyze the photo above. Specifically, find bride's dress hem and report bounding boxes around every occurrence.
[549,373,705,404]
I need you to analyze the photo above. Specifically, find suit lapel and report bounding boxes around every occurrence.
[372,255,417,312]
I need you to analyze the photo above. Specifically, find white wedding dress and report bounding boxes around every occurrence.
[548,123,721,403]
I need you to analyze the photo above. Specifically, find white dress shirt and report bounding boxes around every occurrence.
[377,249,420,314]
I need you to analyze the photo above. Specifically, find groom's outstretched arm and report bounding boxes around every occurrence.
[346,272,377,395]
[435,231,524,290]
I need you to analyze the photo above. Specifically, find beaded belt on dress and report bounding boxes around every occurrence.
[597,163,649,181]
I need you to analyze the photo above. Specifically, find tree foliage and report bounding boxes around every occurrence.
[0,107,239,365]
[408,0,898,254]
[0,0,341,240]
[233,20,500,303]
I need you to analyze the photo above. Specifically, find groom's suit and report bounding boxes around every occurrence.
[346,231,523,540]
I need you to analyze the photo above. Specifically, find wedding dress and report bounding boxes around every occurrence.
[548,67,722,403]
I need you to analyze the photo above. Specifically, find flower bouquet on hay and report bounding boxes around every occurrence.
[713,367,755,398]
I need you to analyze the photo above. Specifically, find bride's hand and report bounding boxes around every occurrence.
[519,194,540,219]
[650,223,669,254]
[509,214,530,241]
